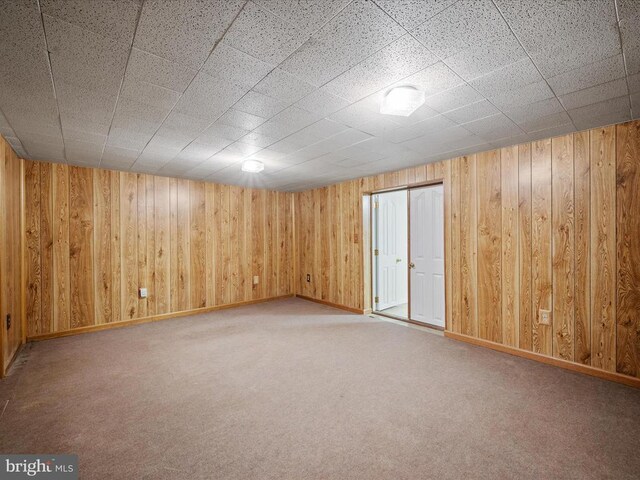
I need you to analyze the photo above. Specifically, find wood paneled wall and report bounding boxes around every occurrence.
[0,136,23,375]
[24,161,294,338]
[294,120,640,380]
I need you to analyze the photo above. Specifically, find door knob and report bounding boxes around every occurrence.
[396,258,402,263]
[409,262,415,269]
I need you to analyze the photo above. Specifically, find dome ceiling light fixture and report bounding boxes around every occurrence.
[380,85,425,117]
[241,159,265,173]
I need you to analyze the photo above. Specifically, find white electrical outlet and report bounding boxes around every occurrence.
[253,276,259,285]
[539,309,551,325]
[139,288,148,299]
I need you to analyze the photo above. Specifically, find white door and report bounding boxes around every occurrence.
[409,185,445,327]
[374,191,408,312]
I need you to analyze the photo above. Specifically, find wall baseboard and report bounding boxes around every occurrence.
[27,295,294,342]
[445,331,640,389]
[295,295,364,314]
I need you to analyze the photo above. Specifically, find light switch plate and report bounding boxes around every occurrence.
[139,288,148,299]
[539,309,551,325]
[253,276,259,285]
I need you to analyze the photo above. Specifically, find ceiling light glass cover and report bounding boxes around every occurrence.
[380,85,425,116]
[241,159,264,173]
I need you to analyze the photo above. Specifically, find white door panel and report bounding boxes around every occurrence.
[409,185,445,327]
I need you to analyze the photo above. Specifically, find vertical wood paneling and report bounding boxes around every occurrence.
[69,166,94,328]
[450,157,461,333]
[477,150,502,342]
[460,155,478,336]
[591,126,616,371]
[501,146,519,347]
[552,135,575,360]
[110,171,121,323]
[215,184,230,305]
[574,131,591,364]
[40,163,53,333]
[154,177,170,314]
[137,174,147,318]
[251,189,265,299]
[518,144,533,351]
[93,169,111,325]
[205,183,216,306]
[25,161,41,335]
[190,181,206,309]
[20,159,293,341]
[616,121,640,377]
[121,172,137,320]
[145,176,156,316]
[531,139,553,356]
[53,164,70,331]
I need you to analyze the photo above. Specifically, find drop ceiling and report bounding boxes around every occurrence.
[0,0,638,191]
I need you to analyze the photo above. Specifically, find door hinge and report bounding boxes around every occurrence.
[373,200,379,209]
[374,249,379,256]
[374,296,379,304]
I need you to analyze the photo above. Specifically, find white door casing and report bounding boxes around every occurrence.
[409,185,445,327]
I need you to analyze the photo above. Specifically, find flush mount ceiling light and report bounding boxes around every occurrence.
[241,159,264,173]
[380,85,425,116]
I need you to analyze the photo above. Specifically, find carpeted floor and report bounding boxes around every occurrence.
[1,298,639,479]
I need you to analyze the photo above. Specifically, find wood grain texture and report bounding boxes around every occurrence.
[69,166,94,328]
[531,139,553,356]
[616,121,640,377]
[460,155,478,337]
[20,160,293,338]
[40,163,53,333]
[574,131,591,365]
[518,144,533,351]
[1,139,23,373]
[450,157,461,333]
[501,146,519,347]
[477,150,502,342]
[551,135,575,360]
[591,126,616,372]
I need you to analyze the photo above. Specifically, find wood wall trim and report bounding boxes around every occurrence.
[445,331,640,389]
[295,294,365,314]
[27,294,294,342]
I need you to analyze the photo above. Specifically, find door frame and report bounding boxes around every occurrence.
[367,179,446,330]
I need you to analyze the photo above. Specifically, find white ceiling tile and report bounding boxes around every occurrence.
[134,0,244,68]
[240,131,279,148]
[559,78,629,111]
[126,49,197,93]
[547,55,626,96]
[101,144,140,165]
[193,133,234,151]
[111,98,168,135]
[572,110,632,131]
[620,16,640,75]
[567,96,631,122]
[253,68,316,104]
[495,0,620,77]
[176,142,222,162]
[357,117,404,137]
[160,111,212,139]
[200,122,249,142]
[21,140,66,162]
[217,109,267,131]
[294,88,351,116]
[424,84,483,113]
[278,0,405,86]
[40,0,141,44]
[66,138,104,164]
[488,80,555,109]
[503,97,565,125]
[145,133,192,151]
[462,113,524,139]
[253,0,351,36]
[382,115,456,143]
[412,0,511,59]
[224,141,262,157]
[286,119,349,145]
[444,32,526,82]
[44,14,129,94]
[173,71,246,120]
[233,91,289,118]
[631,93,640,118]
[629,73,640,94]
[201,41,273,90]
[375,0,457,30]
[120,76,181,110]
[517,111,573,134]
[223,1,308,65]
[324,35,439,102]
[55,81,116,127]
[106,127,153,150]
[469,58,542,97]
[62,126,106,146]
[527,123,576,143]
[444,100,500,124]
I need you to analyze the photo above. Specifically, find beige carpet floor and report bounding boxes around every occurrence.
[1,298,639,479]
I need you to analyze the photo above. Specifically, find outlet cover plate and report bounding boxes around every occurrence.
[139,288,148,299]
[539,309,551,325]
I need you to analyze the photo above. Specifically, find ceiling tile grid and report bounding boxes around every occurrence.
[0,0,638,190]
